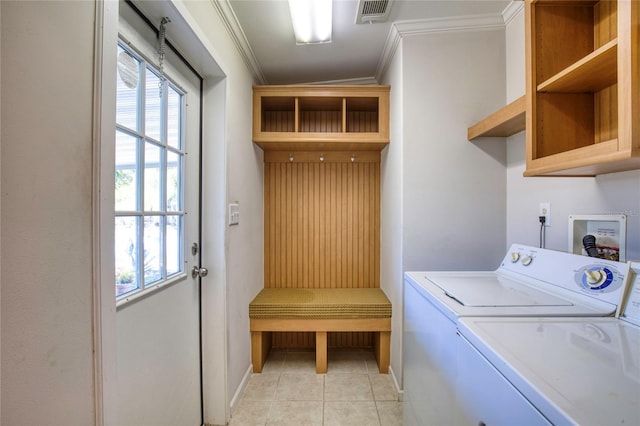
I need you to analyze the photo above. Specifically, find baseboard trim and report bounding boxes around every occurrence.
[388,365,404,402]
[229,364,253,415]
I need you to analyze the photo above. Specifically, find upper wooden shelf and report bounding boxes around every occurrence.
[537,39,618,93]
[253,85,390,151]
[467,96,526,140]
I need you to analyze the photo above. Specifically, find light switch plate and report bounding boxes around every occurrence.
[229,203,240,226]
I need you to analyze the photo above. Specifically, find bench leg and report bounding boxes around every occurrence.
[316,331,327,374]
[373,331,390,374]
[251,331,271,373]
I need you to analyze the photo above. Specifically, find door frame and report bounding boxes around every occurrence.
[92,1,229,424]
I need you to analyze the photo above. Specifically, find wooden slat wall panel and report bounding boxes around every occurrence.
[347,111,378,133]
[594,0,617,49]
[300,111,342,132]
[264,157,380,289]
[265,152,380,349]
[263,111,295,132]
[272,332,314,349]
[271,332,373,349]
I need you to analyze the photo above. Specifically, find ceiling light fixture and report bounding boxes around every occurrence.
[288,0,332,44]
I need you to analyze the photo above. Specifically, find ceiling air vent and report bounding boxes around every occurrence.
[355,0,394,24]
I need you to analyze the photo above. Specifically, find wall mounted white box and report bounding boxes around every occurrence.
[569,214,626,262]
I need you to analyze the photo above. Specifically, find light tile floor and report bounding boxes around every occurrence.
[230,348,402,426]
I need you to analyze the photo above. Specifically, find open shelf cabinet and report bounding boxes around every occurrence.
[253,85,390,151]
[525,0,640,176]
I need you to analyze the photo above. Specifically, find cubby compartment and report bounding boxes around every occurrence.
[346,97,379,133]
[253,85,390,151]
[524,0,639,176]
[532,0,618,159]
[533,1,616,83]
[261,96,295,132]
[298,97,342,133]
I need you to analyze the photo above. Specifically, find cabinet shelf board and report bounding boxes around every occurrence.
[532,0,598,5]
[524,138,640,176]
[254,140,389,152]
[537,39,618,93]
[467,96,526,140]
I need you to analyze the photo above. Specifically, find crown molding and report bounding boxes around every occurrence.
[375,10,510,81]
[210,0,267,84]
[503,1,524,26]
[375,23,402,83]
[302,76,380,85]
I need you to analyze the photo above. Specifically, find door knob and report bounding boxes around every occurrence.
[191,266,209,278]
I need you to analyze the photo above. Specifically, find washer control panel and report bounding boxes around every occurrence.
[500,244,630,305]
[505,247,538,268]
[575,264,622,292]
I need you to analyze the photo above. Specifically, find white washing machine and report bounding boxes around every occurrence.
[403,244,632,425]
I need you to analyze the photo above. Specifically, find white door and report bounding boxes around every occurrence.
[114,7,203,424]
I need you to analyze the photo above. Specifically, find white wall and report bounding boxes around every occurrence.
[401,29,507,271]
[1,1,97,424]
[0,1,3,422]
[505,7,640,261]
[380,41,404,391]
[380,26,508,390]
[506,6,525,104]
[175,1,264,420]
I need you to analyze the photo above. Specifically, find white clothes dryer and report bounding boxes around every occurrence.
[403,244,633,425]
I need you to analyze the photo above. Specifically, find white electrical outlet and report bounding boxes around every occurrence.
[539,202,551,227]
[229,203,240,226]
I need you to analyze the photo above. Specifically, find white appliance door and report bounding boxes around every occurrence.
[403,278,467,425]
[456,332,551,425]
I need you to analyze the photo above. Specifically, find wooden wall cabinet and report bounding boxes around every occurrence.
[525,0,640,176]
[253,85,390,151]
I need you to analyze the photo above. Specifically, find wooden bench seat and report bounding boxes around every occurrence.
[249,288,392,374]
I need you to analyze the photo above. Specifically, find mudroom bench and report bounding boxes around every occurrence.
[249,288,392,374]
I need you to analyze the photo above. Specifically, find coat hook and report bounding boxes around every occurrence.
[289,153,294,162]
[351,154,356,163]
[320,153,324,162]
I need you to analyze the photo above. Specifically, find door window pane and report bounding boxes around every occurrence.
[166,215,182,276]
[144,142,162,212]
[116,46,140,130]
[167,86,181,149]
[116,131,138,211]
[167,150,180,212]
[145,68,162,141]
[144,216,163,285]
[115,216,139,297]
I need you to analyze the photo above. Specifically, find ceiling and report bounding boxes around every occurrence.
[226,0,513,85]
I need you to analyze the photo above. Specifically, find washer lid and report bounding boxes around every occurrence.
[429,274,573,307]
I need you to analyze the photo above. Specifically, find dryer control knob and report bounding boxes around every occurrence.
[510,252,520,263]
[584,269,605,286]
[521,255,533,266]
